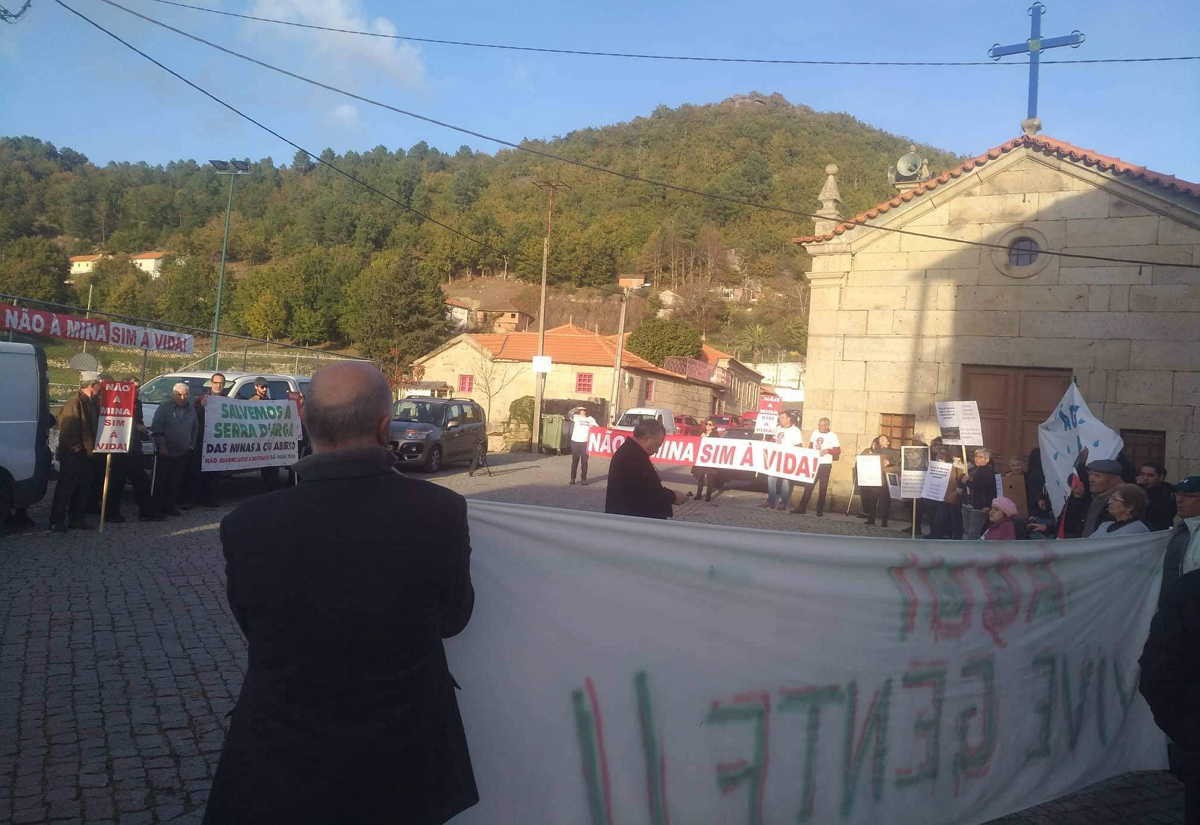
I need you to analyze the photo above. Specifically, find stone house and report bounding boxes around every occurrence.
[794,132,1200,499]
[412,323,723,426]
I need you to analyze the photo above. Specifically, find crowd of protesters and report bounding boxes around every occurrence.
[41,371,303,532]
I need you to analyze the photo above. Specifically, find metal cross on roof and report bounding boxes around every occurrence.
[989,2,1084,131]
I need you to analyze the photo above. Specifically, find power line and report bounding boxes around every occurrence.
[84,0,1200,272]
[0,0,32,23]
[53,1,501,257]
[146,0,1200,67]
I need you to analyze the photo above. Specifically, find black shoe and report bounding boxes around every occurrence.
[792,509,806,515]
[106,514,126,524]
[51,522,68,533]
[139,513,166,522]
[816,512,824,517]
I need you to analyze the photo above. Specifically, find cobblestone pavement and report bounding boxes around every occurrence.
[0,451,1184,824]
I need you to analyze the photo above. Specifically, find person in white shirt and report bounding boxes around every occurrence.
[568,406,598,485]
[795,417,841,516]
[762,411,804,511]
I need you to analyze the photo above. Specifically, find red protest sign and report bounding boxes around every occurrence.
[95,380,137,453]
[585,427,701,466]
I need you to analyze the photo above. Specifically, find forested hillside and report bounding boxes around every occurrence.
[0,92,959,364]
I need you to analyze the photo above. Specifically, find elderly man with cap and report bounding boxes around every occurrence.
[49,372,101,532]
[151,382,197,516]
[1082,458,1124,537]
[1139,473,1200,825]
[567,405,598,486]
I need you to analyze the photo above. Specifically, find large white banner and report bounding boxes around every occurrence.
[1038,384,1123,516]
[695,437,821,484]
[449,503,1168,825]
[200,395,301,472]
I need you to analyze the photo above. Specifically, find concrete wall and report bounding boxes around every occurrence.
[802,149,1200,496]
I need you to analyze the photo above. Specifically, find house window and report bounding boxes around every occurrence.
[1120,429,1166,475]
[575,372,594,393]
[645,380,655,402]
[879,413,916,445]
[457,374,474,393]
[1008,237,1040,267]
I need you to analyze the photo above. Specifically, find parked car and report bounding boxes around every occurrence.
[613,407,677,434]
[389,397,487,472]
[709,426,771,491]
[0,343,52,518]
[673,414,704,436]
[708,414,741,435]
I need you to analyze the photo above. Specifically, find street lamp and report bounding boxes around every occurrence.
[209,159,251,367]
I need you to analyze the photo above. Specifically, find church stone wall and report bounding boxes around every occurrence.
[802,151,1200,498]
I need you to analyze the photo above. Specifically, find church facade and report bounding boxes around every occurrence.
[794,133,1200,498]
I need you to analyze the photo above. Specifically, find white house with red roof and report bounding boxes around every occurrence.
[130,251,169,278]
[794,132,1200,495]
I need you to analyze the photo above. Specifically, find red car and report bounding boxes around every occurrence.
[673,414,704,436]
[708,414,740,435]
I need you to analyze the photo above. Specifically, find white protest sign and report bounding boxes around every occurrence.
[886,472,901,500]
[694,436,820,483]
[451,502,1168,825]
[94,381,136,454]
[920,459,953,501]
[200,395,301,472]
[856,453,883,487]
[754,395,783,436]
[935,400,984,446]
[532,355,552,374]
[1038,384,1123,516]
[900,445,929,499]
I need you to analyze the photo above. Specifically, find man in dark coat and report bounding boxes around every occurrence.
[49,373,101,531]
[604,419,683,519]
[1159,476,1200,609]
[1082,458,1123,536]
[1139,564,1200,824]
[203,362,477,825]
[1138,462,1178,532]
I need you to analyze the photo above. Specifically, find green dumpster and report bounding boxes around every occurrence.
[540,414,569,454]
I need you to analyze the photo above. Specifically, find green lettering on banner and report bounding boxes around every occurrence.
[634,671,668,825]
[896,664,947,788]
[571,689,608,825]
[777,685,844,823]
[706,693,768,825]
[841,679,893,818]
[1061,654,1095,752]
[953,655,997,790]
[1026,652,1057,762]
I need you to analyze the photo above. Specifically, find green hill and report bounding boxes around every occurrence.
[0,92,960,362]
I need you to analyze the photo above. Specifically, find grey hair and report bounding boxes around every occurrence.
[172,382,189,395]
[633,418,666,440]
[975,448,992,459]
[305,368,392,446]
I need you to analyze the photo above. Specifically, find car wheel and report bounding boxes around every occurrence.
[424,445,442,473]
[0,473,13,521]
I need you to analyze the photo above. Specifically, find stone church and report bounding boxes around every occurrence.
[794,131,1200,500]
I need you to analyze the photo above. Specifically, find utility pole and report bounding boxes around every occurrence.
[530,178,571,450]
[209,159,251,369]
[609,276,646,423]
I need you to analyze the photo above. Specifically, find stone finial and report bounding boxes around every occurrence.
[1021,116,1043,136]
[814,163,844,236]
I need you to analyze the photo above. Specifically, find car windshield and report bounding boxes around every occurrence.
[393,400,444,425]
[616,412,661,427]
[139,376,208,404]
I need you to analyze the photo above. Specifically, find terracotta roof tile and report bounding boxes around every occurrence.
[469,330,683,378]
[69,254,103,262]
[130,250,169,260]
[793,134,1200,245]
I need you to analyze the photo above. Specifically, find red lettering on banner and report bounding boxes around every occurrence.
[740,444,756,467]
[782,453,798,474]
[797,456,812,478]
[699,442,715,463]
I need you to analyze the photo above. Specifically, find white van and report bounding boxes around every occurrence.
[0,342,52,516]
[612,407,678,434]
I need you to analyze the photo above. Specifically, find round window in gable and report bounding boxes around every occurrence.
[1007,236,1040,267]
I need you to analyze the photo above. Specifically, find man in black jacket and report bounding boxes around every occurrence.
[1140,566,1200,824]
[605,419,684,519]
[1138,462,1178,532]
[203,362,477,825]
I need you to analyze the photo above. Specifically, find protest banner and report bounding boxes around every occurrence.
[899,445,928,499]
[753,394,783,436]
[920,459,953,501]
[886,471,901,500]
[452,502,1168,825]
[694,436,820,484]
[1038,384,1123,517]
[855,453,883,487]
[587,427,700,466]
[935,400,984,446]
[200,395,300,472]
[0,302,194,353]
[94,380,138,532]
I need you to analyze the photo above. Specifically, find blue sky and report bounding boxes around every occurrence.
[2,0,1198,180]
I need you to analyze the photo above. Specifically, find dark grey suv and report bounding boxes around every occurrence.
[389,397,487,472]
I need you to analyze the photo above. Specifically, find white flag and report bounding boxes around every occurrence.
[1038,383,1123,516]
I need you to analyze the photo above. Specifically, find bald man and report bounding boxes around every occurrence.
[204,362,477,825]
